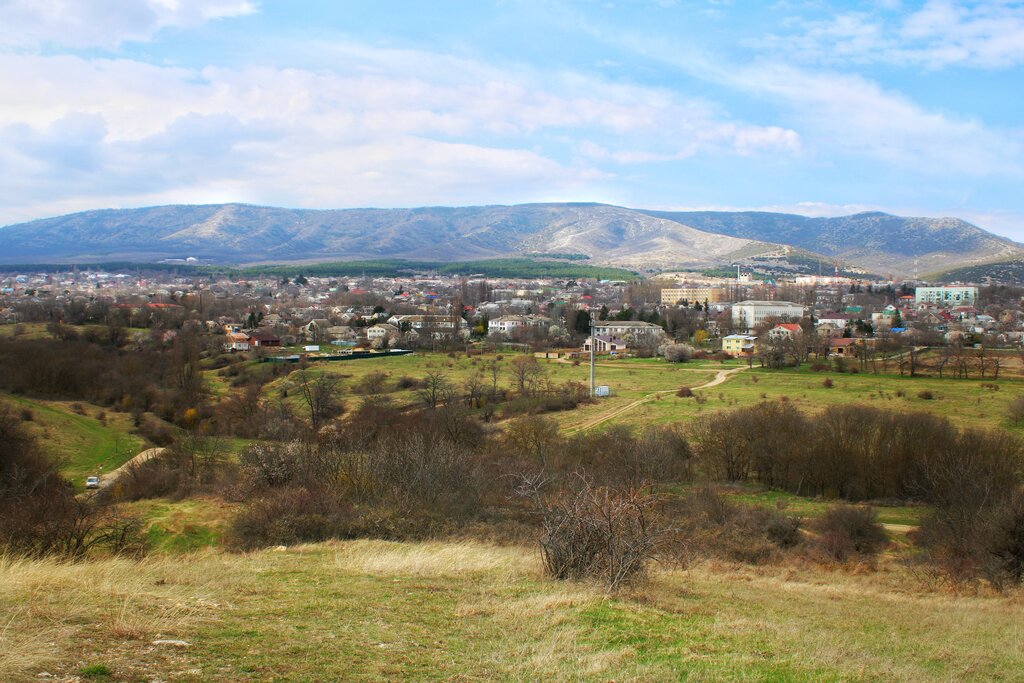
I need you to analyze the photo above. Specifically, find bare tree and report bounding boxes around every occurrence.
[509,355,544,396]
[463,373,486,409]
[417,370,454,409]
[294,370,344,430]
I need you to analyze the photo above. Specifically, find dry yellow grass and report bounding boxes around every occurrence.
[2,541,1022,681]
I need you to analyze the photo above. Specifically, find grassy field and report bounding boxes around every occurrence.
[1,395,145,488]
[707,484,927,528]
[523,359,1023,435]
[246,351,1024,436]
[241,351,732,425]
[3,539,1022,682]
[127,497,235,554]
[0,322,151,340]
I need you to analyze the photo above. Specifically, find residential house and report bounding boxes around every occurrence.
[389,314,470,338]
[661,286,727,306]
[582,335,628,354]
[224,332,251,352]
[248,330,282,347]
[915,286,978,307]
[303,318,332,341]
[366,323,400,342]
[828,338,858,356]
[722,334,757,356]
[768,323,802,339]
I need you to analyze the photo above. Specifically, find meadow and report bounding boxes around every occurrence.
[235,350,1024,436]
[3,395,144,488]
[3,540,1022,682]
[5,345,1024,681]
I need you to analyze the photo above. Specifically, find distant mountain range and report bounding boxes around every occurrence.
[0,202,1019,277]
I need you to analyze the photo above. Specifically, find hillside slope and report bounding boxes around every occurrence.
[0,203,779,270]
[1,203,1018,276]
[641,210,1022,276]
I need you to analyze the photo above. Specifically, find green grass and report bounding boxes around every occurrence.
[2,394,144,487]
[0,322,52,339]
[247,351,726,421]
[597,363,1024,433]
[226,351,1024,438]
[78,663,111,679]
[128,498,233,553]
[715,485,926,527]
[5,540,1022,681]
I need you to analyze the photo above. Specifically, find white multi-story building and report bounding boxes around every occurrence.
[389,314,469,337]
[661,286,728,305]
[487,314,552,336]
[591,320,666,345]
[914,286,978,307]
[731,300,805,332]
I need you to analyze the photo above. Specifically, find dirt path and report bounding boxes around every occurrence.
[553,357,733,371]
[98,447,167,489]
[566,366,748,433]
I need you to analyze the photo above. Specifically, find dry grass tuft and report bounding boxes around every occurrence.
[329,539,535,577]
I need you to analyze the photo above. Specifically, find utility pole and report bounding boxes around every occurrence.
[589,315,596,397]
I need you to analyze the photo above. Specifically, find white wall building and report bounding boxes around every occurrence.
[914,286,978,307]
[731,300,805,332]
[488,314,552,336]
[591,320,666,345]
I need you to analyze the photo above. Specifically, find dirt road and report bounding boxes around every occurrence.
[567,366,747,433]
[98,447,167,489]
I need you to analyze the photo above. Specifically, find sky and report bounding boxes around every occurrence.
[1,0,1023,238]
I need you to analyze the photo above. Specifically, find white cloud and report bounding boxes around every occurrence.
[0,0,256,49]
[0,41,800,224]
[600,29,1022,177]
[726,63,1022,175]
[757,1,1024,69]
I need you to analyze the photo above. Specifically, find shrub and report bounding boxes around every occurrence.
[676,386,694,398]
[1008,396,1024,423]
[19,408,33,421]
[917,390,935,400]
[822,378,834,389]
[116,453,191,501]
[353,371,389,395]
[395,375,421,390]
[810,362,829,372]
[765,514,802,548]
[136,415,176,446]
[521,475,663,591]
[668,488,802,565]
[661,343,695,363]
[917,488,1024,589]
[815,504,887,561]
[227,486,356,550]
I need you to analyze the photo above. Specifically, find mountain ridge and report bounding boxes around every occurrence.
[0,202,1018,277]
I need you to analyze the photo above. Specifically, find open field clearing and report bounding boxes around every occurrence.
[540,360,1024,434]
[2,539,1022,682]
[717,485,926,528]
[202,350,1024,439]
